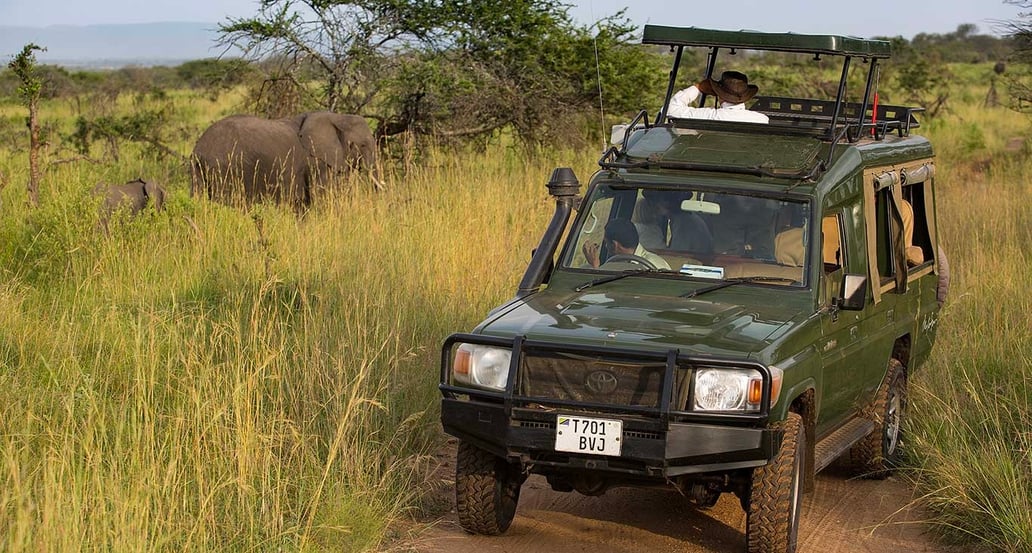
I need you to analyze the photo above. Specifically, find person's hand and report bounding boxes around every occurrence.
[582,242,601,267]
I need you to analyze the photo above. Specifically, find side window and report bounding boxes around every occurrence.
[821,214,843,273]
[902,183,934,271]
[873,187,895,283]
[865,161,936,302]
[873,181,934,283]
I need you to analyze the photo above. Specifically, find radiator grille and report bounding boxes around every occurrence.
[517,420,554,430]
[518,352,689,409]
[624,430,662,440]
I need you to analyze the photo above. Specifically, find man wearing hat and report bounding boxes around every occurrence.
[667,70,769,124]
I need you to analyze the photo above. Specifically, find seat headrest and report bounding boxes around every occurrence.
[774,227,805,267]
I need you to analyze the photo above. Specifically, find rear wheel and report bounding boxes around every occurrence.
[849,358,907,478]
[455,440,523,535]
[746,412,804,553]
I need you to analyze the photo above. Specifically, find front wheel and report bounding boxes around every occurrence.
[746,412,804,553]
[455,440,523,535]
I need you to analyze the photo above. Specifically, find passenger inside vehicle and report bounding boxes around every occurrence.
[708,195,779,259]
[899,199,925,266]
[632,190,713,256]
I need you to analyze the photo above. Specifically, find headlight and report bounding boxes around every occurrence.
[693,366,783,412]
[452,344,512,391]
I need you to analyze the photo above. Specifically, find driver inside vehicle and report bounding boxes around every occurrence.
[582,218,671,270]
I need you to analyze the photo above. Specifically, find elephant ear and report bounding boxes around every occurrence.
[297,112,346,170]
[143,180,166,211]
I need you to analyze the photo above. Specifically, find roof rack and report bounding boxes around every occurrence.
[750,96,923,139]
[642,26,892,58]
[603,26,916,177]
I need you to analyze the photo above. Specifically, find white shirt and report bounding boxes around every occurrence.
[667,85,769,124]
[635,245,671,270]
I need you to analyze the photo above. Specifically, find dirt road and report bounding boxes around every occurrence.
[405,440,976,553]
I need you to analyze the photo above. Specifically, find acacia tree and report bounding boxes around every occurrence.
[219,0,448,115]
[1003,0,1032,111]
[8,43,45,207]
[218,0,662,145]
[387,3,664,146]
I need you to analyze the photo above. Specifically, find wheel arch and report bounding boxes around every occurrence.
[788,387,817,493]
[892,333,912,370]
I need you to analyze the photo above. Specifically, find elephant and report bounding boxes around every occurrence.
[94,178,166,219]
[190,111,378,208]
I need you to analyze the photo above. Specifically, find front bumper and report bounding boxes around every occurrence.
[442,398,779,477]
[440,334,781,478]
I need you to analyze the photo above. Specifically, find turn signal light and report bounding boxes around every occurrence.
[748,379,763,405]
[454,347,471,377]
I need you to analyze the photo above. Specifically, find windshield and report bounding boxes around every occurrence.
[561,184,810,287]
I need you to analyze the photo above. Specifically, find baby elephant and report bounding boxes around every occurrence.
[95,178,166,219]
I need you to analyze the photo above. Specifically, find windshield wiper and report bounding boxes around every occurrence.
[680,276,798,299]
[574,268,679,292]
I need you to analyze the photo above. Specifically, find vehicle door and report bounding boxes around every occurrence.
[817,202,874,429]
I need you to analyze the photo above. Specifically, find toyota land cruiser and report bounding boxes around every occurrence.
[439,26,945,553]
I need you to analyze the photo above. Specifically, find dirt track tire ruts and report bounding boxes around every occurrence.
[746,412,804,553]
[455,440,522,535]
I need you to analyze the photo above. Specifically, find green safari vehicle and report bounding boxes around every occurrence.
[439,25,946,553]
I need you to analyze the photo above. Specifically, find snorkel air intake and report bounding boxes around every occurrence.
[516,168,581,297]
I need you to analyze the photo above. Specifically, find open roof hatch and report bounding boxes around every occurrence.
[599,26,924,181]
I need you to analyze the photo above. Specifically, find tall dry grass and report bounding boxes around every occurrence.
[0,95,597,550]
[906,92,1032,551]
[0,64,1030,552]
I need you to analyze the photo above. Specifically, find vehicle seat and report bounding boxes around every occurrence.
[821,217,841,266]
[899,199,924,266]
[773,227,805,267]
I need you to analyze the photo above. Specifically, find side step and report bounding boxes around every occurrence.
[814,417,876,473]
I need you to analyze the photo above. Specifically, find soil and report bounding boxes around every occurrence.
[398,438,982,553]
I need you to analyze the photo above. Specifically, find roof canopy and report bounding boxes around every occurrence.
[642,25,892,58]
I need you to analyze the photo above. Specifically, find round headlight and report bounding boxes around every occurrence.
[471,347,511,390]
[694,368,751,411]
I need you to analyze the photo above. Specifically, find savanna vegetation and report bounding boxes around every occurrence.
[0,2,1030,551]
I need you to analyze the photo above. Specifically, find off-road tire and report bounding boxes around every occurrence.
[746,412,804,553]
[848,358,907,479]
[455,440,522,535]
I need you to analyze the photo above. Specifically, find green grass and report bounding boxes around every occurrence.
[906,104,1032,551]
[0,116,595,550]
[0,64,1029,552]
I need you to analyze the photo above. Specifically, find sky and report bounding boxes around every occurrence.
[0,0,1025,39]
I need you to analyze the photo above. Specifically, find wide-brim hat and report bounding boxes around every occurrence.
[698,70,759,104]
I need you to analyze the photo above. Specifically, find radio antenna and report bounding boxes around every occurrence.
[594,36,606,150]
[591,3,606,151]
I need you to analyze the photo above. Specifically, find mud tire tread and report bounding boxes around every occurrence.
[455,440,521,535]
[848,358,907,479]
[747,412,804,553]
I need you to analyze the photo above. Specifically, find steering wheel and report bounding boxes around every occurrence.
[602,253,658,270]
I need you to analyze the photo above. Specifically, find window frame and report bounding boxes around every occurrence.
[862,159,938,303]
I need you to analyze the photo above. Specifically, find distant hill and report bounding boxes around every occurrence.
[0,22,234,68]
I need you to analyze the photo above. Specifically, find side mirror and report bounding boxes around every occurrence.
[837,274,867,311]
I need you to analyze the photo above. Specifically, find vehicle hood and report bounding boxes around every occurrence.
[477,286,809,358]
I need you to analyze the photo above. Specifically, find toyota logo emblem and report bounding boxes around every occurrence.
[585,370,619,395]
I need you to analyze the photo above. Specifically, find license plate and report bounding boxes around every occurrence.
[555,415,622,456]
